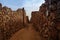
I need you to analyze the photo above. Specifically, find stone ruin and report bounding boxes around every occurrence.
[0,0,60,40]
[0,3,29,40]
[30,0,60,40]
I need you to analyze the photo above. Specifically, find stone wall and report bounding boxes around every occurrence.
[0,0,60,40]
[0,3,28,40]
[30,0,60,40]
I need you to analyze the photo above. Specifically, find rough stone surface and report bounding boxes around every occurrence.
[0,0,60,40]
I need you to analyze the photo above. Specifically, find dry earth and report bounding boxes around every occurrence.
[9,24,41,40]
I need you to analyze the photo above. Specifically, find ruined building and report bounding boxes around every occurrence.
[0,0,60,40]
[0,3,28,40]
[30,0,60,40]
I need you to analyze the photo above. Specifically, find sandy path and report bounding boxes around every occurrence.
[9,24,41,40]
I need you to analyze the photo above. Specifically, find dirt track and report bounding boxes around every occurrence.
[9,24,41,40]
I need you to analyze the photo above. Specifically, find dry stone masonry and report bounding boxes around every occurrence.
[0,0,60,40]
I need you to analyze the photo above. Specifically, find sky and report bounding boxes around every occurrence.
[0,0,45,19]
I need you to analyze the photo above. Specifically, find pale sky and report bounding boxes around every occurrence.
[0,0,45,19]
